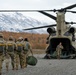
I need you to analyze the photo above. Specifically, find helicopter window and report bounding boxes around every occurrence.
[64,31,71,36]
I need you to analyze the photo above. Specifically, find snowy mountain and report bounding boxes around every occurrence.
[0,12,48,33]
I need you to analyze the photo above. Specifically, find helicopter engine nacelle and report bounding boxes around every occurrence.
[68,27,75,33]
[47,27,55,34]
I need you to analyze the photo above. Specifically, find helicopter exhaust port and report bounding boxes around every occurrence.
[48,38,76,58]
[68,27,75,33]
[47,27,56,34]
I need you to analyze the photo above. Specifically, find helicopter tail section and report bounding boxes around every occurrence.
[45,38,76,59]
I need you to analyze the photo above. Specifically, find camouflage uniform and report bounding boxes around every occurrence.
[6,36,16,70]
[0,33,6,75]
[56,42,63,59]
[15,37,24,69]
[23,38,33,68]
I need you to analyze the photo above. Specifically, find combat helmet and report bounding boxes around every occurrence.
[9,36,14,41]
[18,37,23,40]
[0,33,3,39]
[18,37,23,41]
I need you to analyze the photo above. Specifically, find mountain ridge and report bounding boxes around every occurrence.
[0,12,48,33]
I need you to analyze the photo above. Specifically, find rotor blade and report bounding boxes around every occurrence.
[0,4,76,12]
[23,24,56,30]
[61,4,76,11]
[67,10,76,13]
[38,11,56,21]
[0,9,55,12]
[66,22,76,24]
[0,10,42,12]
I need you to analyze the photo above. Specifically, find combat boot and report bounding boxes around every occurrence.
[0,72,1,75]
[16,66,18,70]
[6,64,9,71]
[12,68,15,70]
[6,66,8,71]
[23,64,27,68]
[12,66,15,70]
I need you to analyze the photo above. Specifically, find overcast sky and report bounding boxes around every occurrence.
[0,0,76,24]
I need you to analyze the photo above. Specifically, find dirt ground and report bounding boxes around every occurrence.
[2,49,76,75]
[2,53,76,75]
[32,49,46,54]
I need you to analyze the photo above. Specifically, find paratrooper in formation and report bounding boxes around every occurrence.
[0,33,33,75]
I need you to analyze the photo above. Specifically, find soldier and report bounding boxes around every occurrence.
[56,42,63,59]
[0,33,6,75]
[6,36,16,70]
[15,37,24,69]
[23,38,33,68]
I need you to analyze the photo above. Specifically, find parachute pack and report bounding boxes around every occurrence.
[0,40,5,53]
[16,43,23,52]
[7,43,15,52]
[24,42,30,51]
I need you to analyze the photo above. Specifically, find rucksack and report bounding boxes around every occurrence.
[24,42,30,51]
[26,56,38,66]
[7,43,15,52]
[0,40,5,53]
[16,43,23,52]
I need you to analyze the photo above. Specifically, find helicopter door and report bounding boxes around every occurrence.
[50,38,71,55]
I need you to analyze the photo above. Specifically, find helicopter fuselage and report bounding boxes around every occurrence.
[47,12,76,59]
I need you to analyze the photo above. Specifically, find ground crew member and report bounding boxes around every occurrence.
[15,37,24,69]
[45,45,51,59]
[56,42,63,59]
[23,38,33,68]
[44,35,51,59]
[6,36,16,70]
[0,33,6,75]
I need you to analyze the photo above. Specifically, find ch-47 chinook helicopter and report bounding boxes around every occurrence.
[0,4,76,59]
[23,4,76,59]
